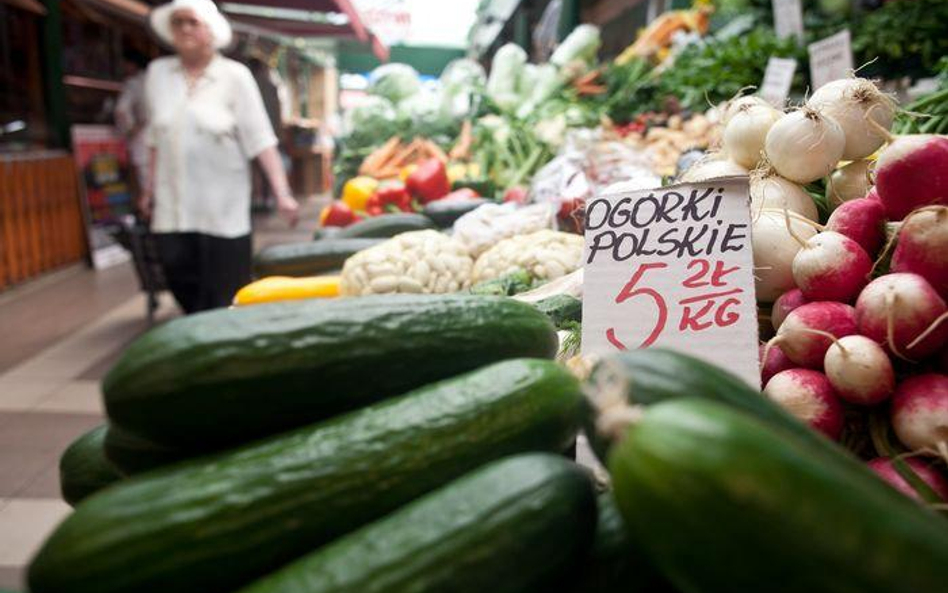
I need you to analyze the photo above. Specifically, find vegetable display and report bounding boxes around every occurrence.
[25,10,948,593]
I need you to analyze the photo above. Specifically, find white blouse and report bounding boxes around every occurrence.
[144,55,277,237]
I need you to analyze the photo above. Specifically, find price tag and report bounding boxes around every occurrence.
[808,30,854,91]
[759,57,798,106]
[772,0,804,42]
[581,177,760,387]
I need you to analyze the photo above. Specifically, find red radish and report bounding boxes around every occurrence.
[875,134,948,220]
[823,335,894,405]
[771,301,858,368]
[825,198,887,256]
[760,342,795,386]
[855,273,948,360]
[868,457,948,501]
[764,369,845,439]
[891,374,948,457]
[771,288,808,331]
[791,231,872,302]
[891,206,948,299]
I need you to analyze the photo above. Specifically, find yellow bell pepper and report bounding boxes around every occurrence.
[399,163,418,182]
[341,176,378,212]
[446,162,467,184]
[233,276,341,306]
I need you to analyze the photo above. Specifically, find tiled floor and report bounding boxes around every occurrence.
[0,198,324,590]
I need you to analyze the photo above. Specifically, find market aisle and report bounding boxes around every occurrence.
[0,197,326,589]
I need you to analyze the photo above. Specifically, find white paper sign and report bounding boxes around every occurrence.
[772,0,804,42]
[759,57,798,107]
[581,177,760,387]
[808,30,854,90]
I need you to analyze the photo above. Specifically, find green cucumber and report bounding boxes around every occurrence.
[236,454,597,593]
[103,426,188,475]
[29,359,583,593]
[423,197,489,228]
[583,349,826,461]
[535,294,582,329]
[253,238,381,277]
[567,492,672,593]
[336,213,436,238]
[311,226,342,241]
[59,425,123,506]
[104,295,557,449]
[610,398,948,593]
[451,178,495,197]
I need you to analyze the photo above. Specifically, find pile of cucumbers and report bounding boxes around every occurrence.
[42,294,948,593]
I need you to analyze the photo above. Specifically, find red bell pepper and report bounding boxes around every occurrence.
[374,181,414,213]
[319,201,358,227]
[502,186,528,204]
[406,158,450,203]
[365,194,384,217]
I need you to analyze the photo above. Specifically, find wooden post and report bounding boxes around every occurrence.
[41,0,68,148]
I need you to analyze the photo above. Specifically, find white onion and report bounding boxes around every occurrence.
[679,153,749,183]
[751,169,819,221]
[723,104,783,169]
[807,78,896,161]
[765,108,846,184]
[722,95,772,124]
[825,159,872,209]
[752,209,819,303]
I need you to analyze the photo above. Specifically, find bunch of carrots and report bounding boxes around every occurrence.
[358,137,448,179]
[358,122,475,180]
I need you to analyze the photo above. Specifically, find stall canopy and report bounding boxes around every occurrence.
[75,0,388,59]
[221,0,389,60]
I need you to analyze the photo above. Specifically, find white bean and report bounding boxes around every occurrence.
[370,275,398,293]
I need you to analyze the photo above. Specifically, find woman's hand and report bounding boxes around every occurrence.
[276,193,300,227]
[138,188,153,221]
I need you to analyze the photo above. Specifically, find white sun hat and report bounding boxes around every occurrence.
[149,0,233,50]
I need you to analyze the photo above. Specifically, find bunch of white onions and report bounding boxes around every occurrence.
[764,107,846,184]
[723,103,783,169]
[751,167,818,221]
[679,152,748,182]
[807,78,896,160]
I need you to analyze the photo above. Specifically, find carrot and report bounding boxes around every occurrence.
[450,120,473,160]
[425,140,449,163]
[359,137,401,176]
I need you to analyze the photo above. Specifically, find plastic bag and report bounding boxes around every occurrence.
[486,44,527,112]
[453,202,556,257]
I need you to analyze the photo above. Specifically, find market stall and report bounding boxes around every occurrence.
[22,1,948,591]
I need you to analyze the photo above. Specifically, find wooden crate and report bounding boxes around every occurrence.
[0,151,88,291]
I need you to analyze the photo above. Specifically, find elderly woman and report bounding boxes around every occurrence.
[141,0,299,313]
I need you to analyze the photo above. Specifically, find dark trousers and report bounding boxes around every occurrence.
[155,232,252,313]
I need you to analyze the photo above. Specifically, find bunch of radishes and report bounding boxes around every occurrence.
[717,77,948,504]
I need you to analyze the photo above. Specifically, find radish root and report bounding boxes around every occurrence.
[906,311,948,351]
[885,291,915,362]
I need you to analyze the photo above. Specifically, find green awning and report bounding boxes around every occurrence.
[337,42,465,76]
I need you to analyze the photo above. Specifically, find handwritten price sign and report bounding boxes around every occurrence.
[581,176,760,387]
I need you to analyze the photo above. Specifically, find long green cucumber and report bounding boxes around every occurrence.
[102,426,188,475]
[335,213,436,238]
[236,454,597,593]
[253,238,381,277]
[29,359,583,593]
[104,295,558,449]
[583,349,828,461]
[610,398,948,593]
[567,492,673,593]
[59,425,123,506]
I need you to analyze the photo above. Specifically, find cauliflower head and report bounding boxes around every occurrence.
[472,230,583,284]
[341,230,473,296]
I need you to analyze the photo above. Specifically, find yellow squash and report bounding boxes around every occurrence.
[233,276,341,306]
